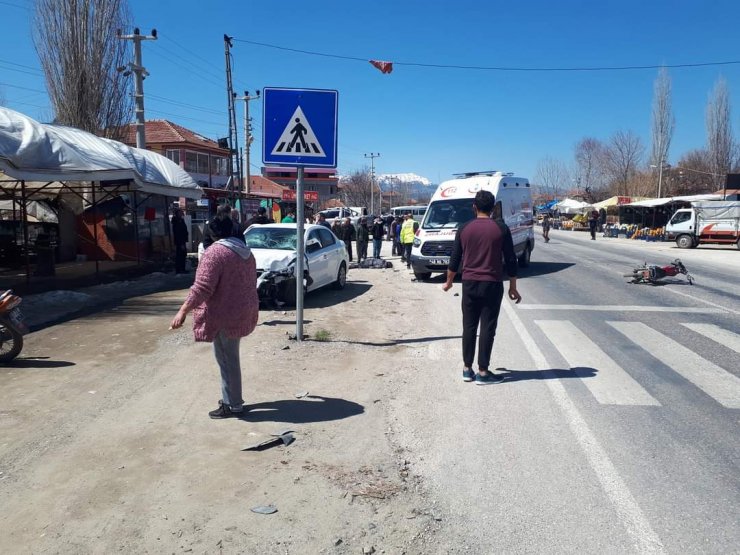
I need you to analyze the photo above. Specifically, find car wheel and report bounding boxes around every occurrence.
[414,272,432,281]
[676,234,693,249]
[518,243,531,268]
[333,262,347,290]
[278,277,297,306]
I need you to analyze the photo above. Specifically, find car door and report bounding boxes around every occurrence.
[305,229,330,289]
[317,227,342,284]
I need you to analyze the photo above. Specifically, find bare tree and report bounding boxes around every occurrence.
[706,76,734,189]
[33,0,133,138]
[338,169,373,208]
[574,137,607,196]
[674,148,715,195]
[534,157,569,199]
[603,130,644,196]
[650,67,675,194]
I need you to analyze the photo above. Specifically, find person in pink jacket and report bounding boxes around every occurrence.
[170,217,259,419]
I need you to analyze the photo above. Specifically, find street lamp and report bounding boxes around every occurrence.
[650,161,670,198]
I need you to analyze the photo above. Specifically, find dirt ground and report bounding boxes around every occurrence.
[0,246,447,554]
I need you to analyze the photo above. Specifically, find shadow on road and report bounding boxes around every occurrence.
[519,261,576,278]
[241,395,364,424]
[497,366,597,382]
[304,282,372,309]
[0,357,76,369]
[325,335,461,347]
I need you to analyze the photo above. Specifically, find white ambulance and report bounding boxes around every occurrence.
[409,171,534,281]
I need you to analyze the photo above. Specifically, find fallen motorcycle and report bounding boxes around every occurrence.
[0,289,29,361]
[624,258,694,285]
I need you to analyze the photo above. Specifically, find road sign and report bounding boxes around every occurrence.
[263,88,338,168]
[281,190,319,202]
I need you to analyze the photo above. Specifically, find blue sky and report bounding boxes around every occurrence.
[2,0,740,185]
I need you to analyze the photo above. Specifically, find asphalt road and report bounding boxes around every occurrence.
[389,229,739,553]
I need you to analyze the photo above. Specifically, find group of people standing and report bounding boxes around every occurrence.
[324,215,385,262]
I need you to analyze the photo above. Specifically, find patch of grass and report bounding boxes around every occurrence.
[314,329,331,342]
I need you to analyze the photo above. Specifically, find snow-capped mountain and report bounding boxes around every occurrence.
[376,173,432,188]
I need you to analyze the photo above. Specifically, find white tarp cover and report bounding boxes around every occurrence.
[626,194,722,208]
[556,198,594,214]
[0,107,201,199]
[693,200,740,220]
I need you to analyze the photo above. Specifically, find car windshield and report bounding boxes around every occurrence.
[244,227,298,250]
[423,199,476,229]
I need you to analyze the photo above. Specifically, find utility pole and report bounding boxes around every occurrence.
[118,27,157,149]
[364,152,380,215]
[224,35,242,203]
[237,90,261,194]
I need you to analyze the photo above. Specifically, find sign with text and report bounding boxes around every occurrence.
[282,190,319,202]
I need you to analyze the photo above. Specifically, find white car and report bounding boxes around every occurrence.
[244,223,349,305]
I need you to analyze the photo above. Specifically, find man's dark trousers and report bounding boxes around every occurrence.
[175,243,187,273]
[461,280,504,370]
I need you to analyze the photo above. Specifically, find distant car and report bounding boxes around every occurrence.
[244,223,349,305]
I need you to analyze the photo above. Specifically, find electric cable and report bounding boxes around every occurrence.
[233,38,740,72]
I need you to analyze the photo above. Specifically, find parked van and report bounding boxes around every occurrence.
[409,171,534,280]
[665,200,740,249]
[391,205,427,222]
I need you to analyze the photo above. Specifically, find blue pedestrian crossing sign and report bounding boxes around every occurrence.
[263,87,338,168]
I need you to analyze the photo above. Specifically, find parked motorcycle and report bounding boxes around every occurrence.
[624,258,694,285]
[0,290,28,361]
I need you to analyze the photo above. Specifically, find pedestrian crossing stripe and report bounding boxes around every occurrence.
[535,320,660,406]
[680,323,740,355]
[608,321,740,409]
[270,106,326,157]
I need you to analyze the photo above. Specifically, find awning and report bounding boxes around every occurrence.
[626,194,722,208]
[556,198,594,214]
[0,107,202,199]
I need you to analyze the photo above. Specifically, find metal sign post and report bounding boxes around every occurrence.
[295,166,305,341]
[263,87,338,343]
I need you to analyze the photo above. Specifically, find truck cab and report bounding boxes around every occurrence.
[666,208,695,248]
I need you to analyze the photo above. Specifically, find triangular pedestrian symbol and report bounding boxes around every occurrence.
[271,106,326,157]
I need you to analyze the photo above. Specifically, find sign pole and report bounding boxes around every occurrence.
[296,166,305,342]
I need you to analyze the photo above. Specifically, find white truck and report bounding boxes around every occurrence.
[409,171,534,281]
[666,200,740,249]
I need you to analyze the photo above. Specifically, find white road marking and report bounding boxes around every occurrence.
[535,320,660,406]
[503,302,665,553]
[609,321,740,409]
[662,286,740,316]
[518,304,726,313]
[681,323,740,355]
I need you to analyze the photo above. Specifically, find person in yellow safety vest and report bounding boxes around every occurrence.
[400,213,419,269]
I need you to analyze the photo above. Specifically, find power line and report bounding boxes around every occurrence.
[234,38,740,73]
[147,94,225,116]
[0,58,44,74]
[0,1,30,11]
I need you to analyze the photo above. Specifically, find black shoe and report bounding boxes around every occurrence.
[209,400,244,419]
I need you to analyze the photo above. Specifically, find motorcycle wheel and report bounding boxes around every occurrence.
[0,320,23,362]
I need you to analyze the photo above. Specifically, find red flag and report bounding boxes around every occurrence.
[369,60,393,74]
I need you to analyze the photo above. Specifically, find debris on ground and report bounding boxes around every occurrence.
[250,505,277,515]
[242,432,295,452]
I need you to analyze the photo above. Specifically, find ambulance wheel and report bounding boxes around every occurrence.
[414,272,431,281]
[518,243,531,268]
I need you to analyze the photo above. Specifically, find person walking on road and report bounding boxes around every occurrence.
[171,208,189,274]
[316,213,332,229]
[339,217,356,262]
[588,209,599,240]
[442,190,522,385]
[400,213,418,268]
[170,217,259,419]
[371,216,385,259]
[542,214,551,243]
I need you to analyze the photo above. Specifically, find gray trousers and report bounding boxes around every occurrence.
[213,331,243,408]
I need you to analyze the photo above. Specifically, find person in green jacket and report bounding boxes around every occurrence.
[281,210,296,223]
